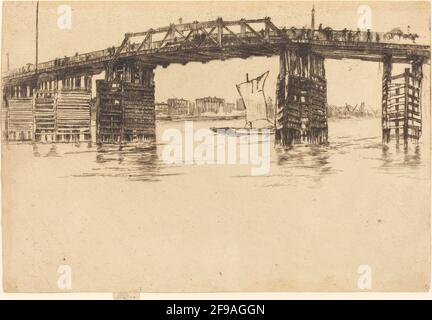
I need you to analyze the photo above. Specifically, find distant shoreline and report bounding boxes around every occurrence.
[156,114,246,122]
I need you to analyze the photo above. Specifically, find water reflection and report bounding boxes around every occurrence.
[80,143,165,182]
[32,143,40,157]
[272,119,426,188]
[25,140,178,181]
[45,144,60,157]
[378,142,424,176]
[8,119,428,185]
[276,144,337,183]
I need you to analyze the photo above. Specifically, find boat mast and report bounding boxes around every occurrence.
[35,0,39,74]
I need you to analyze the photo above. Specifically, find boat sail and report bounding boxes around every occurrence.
[236,71,273,129]
[210,71,274,135]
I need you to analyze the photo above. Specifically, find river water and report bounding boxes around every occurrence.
[2,117,430,292]
[6,118,428,186]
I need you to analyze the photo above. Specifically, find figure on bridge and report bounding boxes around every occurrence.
[375,33,380,43]
[365,29,371,42]
[347,30,353,43]
[355,29,361,43]
[342,28,348,42]
[322,27,333,41]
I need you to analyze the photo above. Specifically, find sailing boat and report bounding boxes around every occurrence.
[210,71,274,136]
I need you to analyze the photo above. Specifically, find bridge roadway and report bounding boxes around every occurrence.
[2,17,430,85]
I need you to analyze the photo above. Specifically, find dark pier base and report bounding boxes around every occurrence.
[4,88,92,143]
[275,128,300,146]
[275,48,328,147]
[276,127,328,146]
[96,62,156,144]
[96,81,156,143]
[382,56,423,146]
[304,127,328,144]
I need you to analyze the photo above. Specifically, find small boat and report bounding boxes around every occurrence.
[210,71,274,136]
[210,126,273,137]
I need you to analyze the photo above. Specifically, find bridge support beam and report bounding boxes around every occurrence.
[2,80,37,141]
[381,55,392,143]
[3,73,92,143]
[96,61,156,143]
[33,73,92,143]
[275,48,328,146]
[382,56,423,145]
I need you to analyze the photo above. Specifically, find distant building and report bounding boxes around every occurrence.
[195,97,225,114]
[155,102,168,115]
[236,98,245,111]
[1,104,7,141]
[167,98,190,115]
[267,97,275,119]
[188,102,196,115]
[224,102,235,114]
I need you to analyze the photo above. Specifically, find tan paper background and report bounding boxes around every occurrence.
[1,0,431,293]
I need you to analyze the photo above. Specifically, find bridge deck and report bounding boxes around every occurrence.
[3,18,430,84]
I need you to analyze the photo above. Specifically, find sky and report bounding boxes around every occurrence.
[2,1,430,107]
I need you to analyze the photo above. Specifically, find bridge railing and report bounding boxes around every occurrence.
[2,20,427,79]
[3,47,115,78]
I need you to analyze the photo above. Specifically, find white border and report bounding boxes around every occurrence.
[0,0,431,300]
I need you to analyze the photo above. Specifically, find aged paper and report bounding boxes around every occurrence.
[1,0,431,293]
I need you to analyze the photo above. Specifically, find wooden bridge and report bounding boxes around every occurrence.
[2,17,430,145]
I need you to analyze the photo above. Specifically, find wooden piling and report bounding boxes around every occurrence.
[275,48,328,147]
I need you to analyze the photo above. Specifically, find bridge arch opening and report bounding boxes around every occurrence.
[325,58,429,146]
[154,55,279,121]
